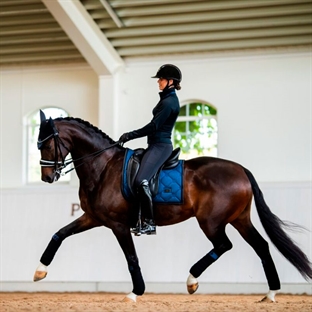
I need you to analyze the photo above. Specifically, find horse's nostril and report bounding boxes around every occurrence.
[42,175,53,183]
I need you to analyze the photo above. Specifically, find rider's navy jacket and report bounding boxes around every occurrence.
[128,87,180,144]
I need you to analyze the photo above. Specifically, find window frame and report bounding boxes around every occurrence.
[173,101,218,159]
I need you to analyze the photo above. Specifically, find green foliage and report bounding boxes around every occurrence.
[174,102,217,158]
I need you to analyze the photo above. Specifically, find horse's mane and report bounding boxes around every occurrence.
[55,117,117,145]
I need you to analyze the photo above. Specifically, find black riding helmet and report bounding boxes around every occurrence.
[151,64,182,83]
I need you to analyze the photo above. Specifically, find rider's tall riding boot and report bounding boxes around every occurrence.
[131,179,156,235]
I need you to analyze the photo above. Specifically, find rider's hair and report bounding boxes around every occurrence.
[174,81,181,90]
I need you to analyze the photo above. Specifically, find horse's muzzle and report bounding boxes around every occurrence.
[41,170,60,183]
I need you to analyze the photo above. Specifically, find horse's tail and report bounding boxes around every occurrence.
[243,167,312,280]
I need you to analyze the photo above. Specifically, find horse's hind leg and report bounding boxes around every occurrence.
[34,213,100,281]
[187,224,233,294]
[231,217,280,302]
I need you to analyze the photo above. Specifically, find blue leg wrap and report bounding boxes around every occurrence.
[190,249,220,278]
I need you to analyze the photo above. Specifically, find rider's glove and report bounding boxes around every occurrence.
[119,132,131,143]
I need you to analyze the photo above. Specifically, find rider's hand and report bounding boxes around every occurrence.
[119,132,131,143]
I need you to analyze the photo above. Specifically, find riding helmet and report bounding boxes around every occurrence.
[151,64,182,82]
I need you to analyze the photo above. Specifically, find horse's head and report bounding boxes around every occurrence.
[37,110,70,183]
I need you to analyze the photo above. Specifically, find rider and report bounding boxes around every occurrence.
[119,64,182,235]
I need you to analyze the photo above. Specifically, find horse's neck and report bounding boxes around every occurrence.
[65,122,112,157]
[58,120,117,188]
[70,134,115,188]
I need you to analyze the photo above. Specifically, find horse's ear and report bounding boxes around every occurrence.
[37,116,55,150]
[40,110,46,123]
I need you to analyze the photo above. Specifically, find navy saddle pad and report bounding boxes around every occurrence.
[122,148,184,204]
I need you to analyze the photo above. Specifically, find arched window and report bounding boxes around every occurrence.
[173,101,217,159]
[26,107,69,183]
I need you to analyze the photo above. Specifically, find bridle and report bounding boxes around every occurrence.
[37,125,71,176]
[37,122,120,176]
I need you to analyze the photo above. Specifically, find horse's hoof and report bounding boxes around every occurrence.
[187,283,199,294]
[260,296,275,303]
[186,274,199,294]
[33,271,47,282]
[260,290,278,303]
[123,292,137,303]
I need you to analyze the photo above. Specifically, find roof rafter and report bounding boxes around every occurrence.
[41,0,124,75]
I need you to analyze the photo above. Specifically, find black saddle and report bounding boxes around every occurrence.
[126,147,181,198]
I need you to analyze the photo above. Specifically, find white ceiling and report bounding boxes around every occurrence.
[0,0,311,70]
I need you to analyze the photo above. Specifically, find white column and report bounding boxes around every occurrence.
[98,75,117,140]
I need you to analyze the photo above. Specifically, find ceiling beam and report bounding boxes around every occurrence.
[0,14,56,27]
[99,0,124,28]
[0,23,62,36]
[110,0,311,9]
[111,0,312,15]
[0,0,40,6]
[103,3,312,27]
[111,25,312,47]
[104,15,312,38]
[0,42,77,54]
[118,35,312,56]
[0,33,69,45]
[0,50,84,63]
[42,0,124,75]
[0,3,48,16]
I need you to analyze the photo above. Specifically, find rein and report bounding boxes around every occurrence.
[38,125,121,176]
[59,141,121,175]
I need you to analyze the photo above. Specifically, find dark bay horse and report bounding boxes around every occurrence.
[34,111,312,302]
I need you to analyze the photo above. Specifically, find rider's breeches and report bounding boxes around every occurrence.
[134,142,172,188]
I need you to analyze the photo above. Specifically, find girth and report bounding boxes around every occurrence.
[125,147,181,198]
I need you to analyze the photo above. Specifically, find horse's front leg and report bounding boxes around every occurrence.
[112,225,145,302]
[34,213,100,281]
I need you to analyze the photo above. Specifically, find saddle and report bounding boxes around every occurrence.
[125,147,181,198]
